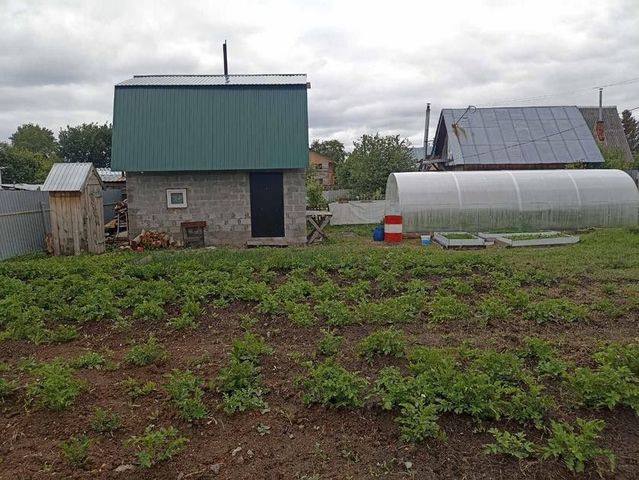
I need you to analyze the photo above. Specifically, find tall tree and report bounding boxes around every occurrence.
[310,139,346,164]
[621,109,638,154]
[0,143,54,184]
[59,122,112,168]
[9,123,59,157]
[337,134,415,197]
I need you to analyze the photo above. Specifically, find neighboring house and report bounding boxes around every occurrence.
[409,146,433,169]
[96,168,126,192]
[111,74,309,246]
[578,106,634,164]
[427,106,604,170]
[309,150,335,187]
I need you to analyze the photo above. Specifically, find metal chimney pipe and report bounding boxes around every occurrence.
[598,88,603,121]
[423,103,431,166]
[223,41,228,75]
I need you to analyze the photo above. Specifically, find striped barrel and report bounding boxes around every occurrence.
[384,215,403,243]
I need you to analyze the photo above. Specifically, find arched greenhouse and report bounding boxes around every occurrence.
[385,170,639,233]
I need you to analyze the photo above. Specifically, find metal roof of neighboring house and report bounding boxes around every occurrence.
[0,183,42,191]
[96,168,125,183]
[42,163,102,192]
[432,106,604,166]
[578,107,634,164]
[409,146,433,161]
[117,74,308,87]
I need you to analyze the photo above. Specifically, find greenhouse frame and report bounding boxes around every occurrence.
[385,170,639,233]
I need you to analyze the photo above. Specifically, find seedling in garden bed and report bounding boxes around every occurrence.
[59,434,90,466]
[396,400,444,442]
[428,293,470,323]
[123,377,157,399]
[483,429,537,459]
[300,360,368,408]
[318,329,343,356]
[356,328,405,364]
[91,407,122,433]
[126,426,188,468]
[540,419,615,473]
[126,336,167,366]
[231,332,273,363]
[26,362,83,410]
[70,352,106,370]
[165,369,208,421]
[525,299,588,324]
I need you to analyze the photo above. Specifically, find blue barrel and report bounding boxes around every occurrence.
[373,226,385,241]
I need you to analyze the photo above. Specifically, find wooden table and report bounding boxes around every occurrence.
[306,210,332,244]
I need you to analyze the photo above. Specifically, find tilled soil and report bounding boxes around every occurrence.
[1,305,637,480]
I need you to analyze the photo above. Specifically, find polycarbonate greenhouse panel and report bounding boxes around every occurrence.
[385,170,639,233]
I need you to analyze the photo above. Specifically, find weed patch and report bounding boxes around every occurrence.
[126,426,188,468]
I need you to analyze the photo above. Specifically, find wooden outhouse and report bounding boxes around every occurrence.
[42,163,105,255]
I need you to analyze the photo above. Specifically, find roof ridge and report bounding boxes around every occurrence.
[132,73,306,78]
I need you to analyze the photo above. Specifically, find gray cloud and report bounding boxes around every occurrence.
[0,0,637,150]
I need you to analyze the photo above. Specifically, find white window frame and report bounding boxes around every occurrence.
[166,188,188,208]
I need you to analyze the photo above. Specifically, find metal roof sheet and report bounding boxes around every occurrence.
[117,74,308,87]
[437,106,604,166]
[96,168,125,183]
[42,163,97,191]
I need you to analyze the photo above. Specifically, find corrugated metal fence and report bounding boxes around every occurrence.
[0,189,123,261]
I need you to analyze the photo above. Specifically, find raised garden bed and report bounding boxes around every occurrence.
[433,232,486,249]
[478,231,580,248]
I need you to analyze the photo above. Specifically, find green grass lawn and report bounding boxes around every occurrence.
[0,225,637,478]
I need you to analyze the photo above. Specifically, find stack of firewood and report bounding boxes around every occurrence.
[130,229,183,250]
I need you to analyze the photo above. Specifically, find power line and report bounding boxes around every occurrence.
[480,75,639,107]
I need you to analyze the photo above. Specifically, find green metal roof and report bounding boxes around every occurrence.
[111,75,309,172]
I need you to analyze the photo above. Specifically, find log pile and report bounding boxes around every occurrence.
[130,229,183,250]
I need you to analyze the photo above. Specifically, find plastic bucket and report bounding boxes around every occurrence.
[421,234,431,246]
[384,215,403,243]
[373,226,385,241]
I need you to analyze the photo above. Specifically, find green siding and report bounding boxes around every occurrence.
[111,86,309,171]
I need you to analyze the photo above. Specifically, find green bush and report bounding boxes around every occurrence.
[371,367,413,410]
[483,429,537,459]
[221,385,268,414]
[126,336,167,366]
[165,370,208,421]
[27,362,83,410]
[356,328,405,364]
[525,299,587,324]
[301,360,368,408]
[126,426,188,468]
[59,434,90,466]
[318,329,343,356]
[428,293,470,323]
[214,353,269,415]
[91,407,122,433]
[540,419,615,473]
[396,400,443,442]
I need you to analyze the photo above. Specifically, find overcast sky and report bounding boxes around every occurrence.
[1,0,638,149]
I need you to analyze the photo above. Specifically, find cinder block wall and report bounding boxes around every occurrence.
[127,170,306,246]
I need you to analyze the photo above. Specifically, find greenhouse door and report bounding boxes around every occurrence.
[250,172,285,238]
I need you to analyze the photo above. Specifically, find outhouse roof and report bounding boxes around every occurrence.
[42,163,102,192]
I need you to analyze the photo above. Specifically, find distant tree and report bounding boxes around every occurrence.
[621,109,638,154]
[305,171,327,210]
[59,123,112,167]
[310,139,346,164]
[337,134,415,197]
[0,143,54,184]
[9,123,59,157]
[599,143,636,170]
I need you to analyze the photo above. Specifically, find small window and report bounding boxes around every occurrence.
[166,188,187,208]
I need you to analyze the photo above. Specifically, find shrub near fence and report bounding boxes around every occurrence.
[0,189,122,260]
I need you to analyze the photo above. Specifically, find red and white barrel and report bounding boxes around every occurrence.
[384,215,403,243]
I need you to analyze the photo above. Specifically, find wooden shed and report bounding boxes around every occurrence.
[42,163,105,255]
